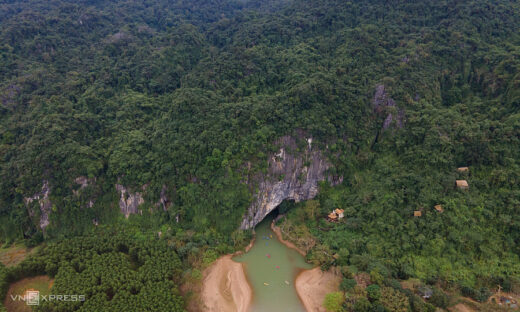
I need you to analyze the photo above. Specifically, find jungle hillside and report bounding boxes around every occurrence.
[1,0,520,311]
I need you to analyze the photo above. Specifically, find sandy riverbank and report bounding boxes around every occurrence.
[201,222,339,312]
[201,255,252,312]
[272,221,341,311]
[296,266,341,312]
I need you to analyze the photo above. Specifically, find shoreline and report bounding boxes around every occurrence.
[201,254,252,312]
[270,220,307,257]
[200,219,340,312]
[295,267,341,312]
[271,220,341,312]
[198,233,256,312]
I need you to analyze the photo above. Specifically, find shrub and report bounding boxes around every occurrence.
[476,287,492,302]
[461,285,477,298]
[370,270,384,285]
[384,278,403,290]
[191,268,202,280]
[323,292,344,312]
[428,287,449,309]
[340,278,357,292]
[380,287,409,312]
[366,284,381,301]
[460,285,492,303]
[202,249,218,266]
[353,297,372,312]
[0,263,8,302]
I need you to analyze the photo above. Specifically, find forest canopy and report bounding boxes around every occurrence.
[0,0,519,309]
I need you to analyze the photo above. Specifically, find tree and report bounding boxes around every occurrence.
[380,287,409,312]
[323,292,344,312]
[340,278,357,292]
[366,284,381,302]
[353,297,372,312]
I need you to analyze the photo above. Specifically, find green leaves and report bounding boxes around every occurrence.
[19,233,186,312]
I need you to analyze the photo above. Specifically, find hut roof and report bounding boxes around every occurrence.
[457,167,469,172]
[434,205,444,212]
[456,180,469,188]
[335,209,344,214]
[328,212,337,219]
[414,211,422,217]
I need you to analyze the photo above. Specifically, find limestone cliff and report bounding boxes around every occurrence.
[73,176,96,208]
[115,184,172,217]
[240,134,341,229]
[24,180,52,230]
[157,185,170,211]
[115,184,145,217]
[372,84,405,130]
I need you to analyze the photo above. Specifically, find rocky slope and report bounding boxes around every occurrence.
[240,134,341,229]
[115,184,145,217]
[24,180,52,230]
[372,84,405,130]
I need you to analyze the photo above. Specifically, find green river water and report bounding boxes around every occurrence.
[233,215,313,312]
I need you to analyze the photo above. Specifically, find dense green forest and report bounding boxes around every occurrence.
[1,0,520,310]
[3,229,186,311]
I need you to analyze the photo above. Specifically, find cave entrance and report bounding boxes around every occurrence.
[265,199,296,223]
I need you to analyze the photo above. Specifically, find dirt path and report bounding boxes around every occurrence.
[295,267,341,312]
[201,255,252,312]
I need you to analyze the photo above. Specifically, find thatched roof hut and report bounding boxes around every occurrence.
[328,212,338,220]
[456,180,469,189]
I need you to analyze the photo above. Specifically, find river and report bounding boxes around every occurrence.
[233,214,313,312]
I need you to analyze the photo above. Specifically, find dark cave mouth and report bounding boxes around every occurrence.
[263,199,297,223]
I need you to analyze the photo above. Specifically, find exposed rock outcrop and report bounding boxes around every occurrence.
[115,184,145,217]
[115,183,173,217]
[372,84,405,130]
[74,176,92,190]
[157,185,170,212]
[107,31,133,43]
[24,180,52,230]
[73,176,96,208]
[240,134,341,229]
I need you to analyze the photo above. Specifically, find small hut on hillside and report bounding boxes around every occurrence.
[457,167,469,173]
[456,180,469,190]
[434,205,444,213]
[414,211,422,217]
[327,212,338,221]
[327,209,345,222]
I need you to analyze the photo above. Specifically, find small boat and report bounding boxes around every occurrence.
[264,282,269,286]
[284,281,290,285]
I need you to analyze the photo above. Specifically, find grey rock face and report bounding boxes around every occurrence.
[372,84,405,130]
[73,176,96,208]
[74,176,91,189]
[24,180,52,230]
[115,184,144,217]
[240,134,340,229]
[115,183,172,217]
[158,185,169,211]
